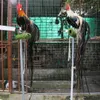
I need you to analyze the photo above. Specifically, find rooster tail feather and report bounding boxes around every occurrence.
[79,20,90,55]
[27,23,40,87]
[75,20,90,90]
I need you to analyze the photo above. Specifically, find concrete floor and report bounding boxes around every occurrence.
[1,92,100,100]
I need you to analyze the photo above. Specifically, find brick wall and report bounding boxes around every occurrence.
[33,40,100,71]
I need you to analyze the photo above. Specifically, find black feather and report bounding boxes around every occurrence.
[75,20,90,90]
[67,16,80,28]
[17,15,40,88]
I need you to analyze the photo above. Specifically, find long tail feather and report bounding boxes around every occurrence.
[75,20,90,91]
[27,22,40,88]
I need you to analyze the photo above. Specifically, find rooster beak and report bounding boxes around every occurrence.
[58,8,67,17]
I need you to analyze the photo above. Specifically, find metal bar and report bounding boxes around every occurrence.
[0,25,15,32]
[20,40,25,100]
[25,42,28,92]
[1,0,4,91]
[18,1,25,99]
[23,40,27,92]
[70,38,74,100]
[18,0,21,93]
[25,0,28,92]
[18,40,21,92]
[22,41,25,76]
[7,0,12,93]
[26,0,28,15]
[68,38,71,61]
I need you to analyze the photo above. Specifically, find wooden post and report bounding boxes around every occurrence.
[7,0,12,93]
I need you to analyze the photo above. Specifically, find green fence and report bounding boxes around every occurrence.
[12,17,100,39]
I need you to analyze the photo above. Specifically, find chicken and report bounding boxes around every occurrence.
[16,3,40,41]
[58,3,90,90]
[16,3,40,87]
[65,3,90,90]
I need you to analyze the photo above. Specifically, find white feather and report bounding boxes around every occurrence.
[67,10,79,17]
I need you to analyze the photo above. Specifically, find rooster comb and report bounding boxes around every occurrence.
[65,4,71,10]
[16,3,22,9]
